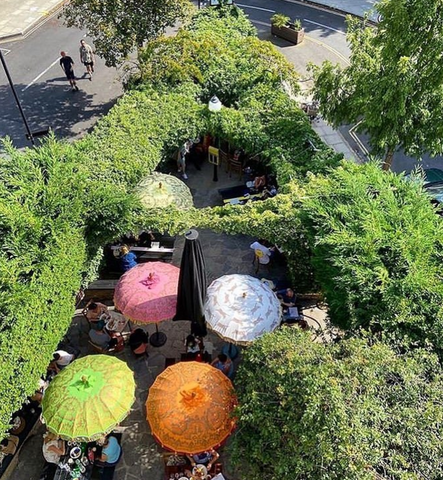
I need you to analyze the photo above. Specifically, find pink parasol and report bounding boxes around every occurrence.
[114,262,180,346]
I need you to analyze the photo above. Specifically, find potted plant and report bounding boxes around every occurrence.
[271,13,305,45]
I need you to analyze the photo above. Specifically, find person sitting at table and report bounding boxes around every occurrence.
[183,334,204,360]
[211,354,234,379]
[89,325,113,349]
[186,449,220,471]
[262,176,278,199]
[85,302,110,331]
[96,436,122,466]
[277,288,297,308]
[185,334,203,354]
[50,350,74,373]
[86,301,109,321]
[0,435,19,456]
[128,328,149,358]
[247,174,267,193]
[119,245,137,272]
[42,432,65,464]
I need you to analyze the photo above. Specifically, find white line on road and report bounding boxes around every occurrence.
[349,122,370,156]
[0,48,11,55]
[303,18,345,34]
[236,3,276,13]
[235,5,345,35]
[22,58,59,92]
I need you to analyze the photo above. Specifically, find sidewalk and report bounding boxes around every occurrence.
[0,0,63,42]
[300,0,378,21]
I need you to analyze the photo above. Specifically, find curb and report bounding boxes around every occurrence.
[291,0,378,25]
[0,0,66,43]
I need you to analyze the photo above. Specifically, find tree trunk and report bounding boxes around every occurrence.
[382,148,394,171]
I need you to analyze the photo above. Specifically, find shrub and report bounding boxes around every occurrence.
[233,328,443,480]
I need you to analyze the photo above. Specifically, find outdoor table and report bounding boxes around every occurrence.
[53,444,94,480]
[105,312,129,334]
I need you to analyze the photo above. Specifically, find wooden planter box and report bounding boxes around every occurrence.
[271,24,305,45]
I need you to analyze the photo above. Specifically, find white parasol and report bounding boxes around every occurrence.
[204,274,282,345]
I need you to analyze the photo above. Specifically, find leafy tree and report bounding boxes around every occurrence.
[300,161,443,352]
[134,5,298,107]
[232,328,443,480]
[62,0,193,66]
[311,0,443,170]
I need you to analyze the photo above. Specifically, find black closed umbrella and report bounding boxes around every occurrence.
[173,229,207,336]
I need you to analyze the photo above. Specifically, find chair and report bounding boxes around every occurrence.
[227,157,243,180]
[128,329,149,358]
[219,149,230,173]
[89,341,113,354]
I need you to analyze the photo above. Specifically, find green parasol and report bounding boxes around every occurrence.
[136,172,193,210]
[42,355,135,441]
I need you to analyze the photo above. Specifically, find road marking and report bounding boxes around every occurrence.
[303,18,345,34]
[22,58,60,91]
[0,48,11,55]
[349,122,370,156]
[237,4,345,34]
[236,3,276,13]
[305,36,349,65]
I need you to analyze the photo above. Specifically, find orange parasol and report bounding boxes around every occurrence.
[146,361,236,454]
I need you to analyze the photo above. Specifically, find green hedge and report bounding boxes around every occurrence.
[233,328,443,480]
[300,161,443,351]
[0,140,87,436]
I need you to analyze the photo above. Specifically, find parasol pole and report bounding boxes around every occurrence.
[150,322,167,347]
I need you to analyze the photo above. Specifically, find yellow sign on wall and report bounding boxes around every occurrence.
[208,146,220,166]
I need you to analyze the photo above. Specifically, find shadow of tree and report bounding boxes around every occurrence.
[0,77,121,149]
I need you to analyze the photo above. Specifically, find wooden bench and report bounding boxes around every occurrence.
[111,245,174,262]
[84,279,120,301]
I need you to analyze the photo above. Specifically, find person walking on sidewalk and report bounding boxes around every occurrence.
[59,51,78,91]
[79,39,94,80]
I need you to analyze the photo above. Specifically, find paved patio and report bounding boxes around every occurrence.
[11,158,299,480]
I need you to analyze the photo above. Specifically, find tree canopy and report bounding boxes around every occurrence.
[298,161,443,350]
[62,0,192,66]
[232,328,443,480]
[311,0,443,169]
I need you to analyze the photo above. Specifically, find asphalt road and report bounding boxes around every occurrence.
[0,12,123,150]
[237,0,349,58]
[1,0,439,174]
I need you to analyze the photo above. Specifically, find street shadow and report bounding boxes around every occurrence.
[0,78,121,149]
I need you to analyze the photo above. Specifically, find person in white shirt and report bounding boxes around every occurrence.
[42,432,65,464]
[52,350,74,372]
[250,240,274,265]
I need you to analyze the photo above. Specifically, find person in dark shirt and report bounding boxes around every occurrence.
[59,51,78,91]
[277,288,296,307]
